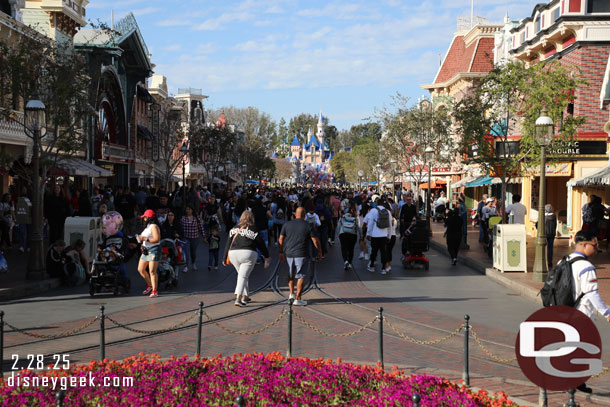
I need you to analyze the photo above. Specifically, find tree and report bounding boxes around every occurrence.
[272,117,290,157]
[207,106,277,151]
[288,113,317,144]
[452,60,585,221]
[157,102,188,189]
[330,150,352,182]
[190,126,239,181]
[272,158,293,183]
[379,93,454,212]
[350,122,382,146]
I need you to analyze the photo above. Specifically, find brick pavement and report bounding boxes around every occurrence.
[3,239,610,406]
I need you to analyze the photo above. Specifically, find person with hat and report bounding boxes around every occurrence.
[136,209,162,298]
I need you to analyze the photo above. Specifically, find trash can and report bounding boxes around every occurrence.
[492,224,527,272]
[64,217,101,260]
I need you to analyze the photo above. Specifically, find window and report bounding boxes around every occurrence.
[567,102,574,115]
[588,0,610,12]
[535,15,541,32]
[552,7,560,22]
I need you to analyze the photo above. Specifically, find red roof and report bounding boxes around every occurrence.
[434,36,494,84]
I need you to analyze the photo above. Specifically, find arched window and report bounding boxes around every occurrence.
[0,0,12,16]
[588,0,610,12]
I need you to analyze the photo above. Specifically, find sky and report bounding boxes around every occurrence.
[85,0,542,132]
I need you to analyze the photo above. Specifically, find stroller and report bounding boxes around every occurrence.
[158,238,186,289]
[89,235,131,296]
[402,219,430,270]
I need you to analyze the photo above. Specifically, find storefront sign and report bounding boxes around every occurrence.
[532,162,573,177]
[548,141,607,158]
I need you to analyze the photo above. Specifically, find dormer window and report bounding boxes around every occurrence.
[588,0,610,12]
[535,14,541,32]
[551,7,560,23]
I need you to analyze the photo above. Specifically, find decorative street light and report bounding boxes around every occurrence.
[533,108,554,282]
[424,146,435,234]
[241,164,247,187]
[25,97,46,280]
[180,142,189,214]
[375,163,381,193]
[357,170,364,190]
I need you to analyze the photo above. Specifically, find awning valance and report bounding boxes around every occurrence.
[419,181,444,189]
[465,175,493,187]
[567,164,610,187]
[56,158,113,177]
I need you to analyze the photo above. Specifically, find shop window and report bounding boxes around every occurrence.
[588,0,610,12]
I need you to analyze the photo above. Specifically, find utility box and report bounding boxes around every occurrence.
[15,197,32,225]
[493,224,527,272]
[64,217,101,260]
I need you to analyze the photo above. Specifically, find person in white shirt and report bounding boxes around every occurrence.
[505,194,527,224]
[566,230,610,394]
[362,197,392,274]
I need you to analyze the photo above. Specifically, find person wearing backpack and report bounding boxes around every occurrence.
[337,203,360,270]
[362,196,392,274]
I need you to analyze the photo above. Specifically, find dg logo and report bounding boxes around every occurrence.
[515,306,603,391]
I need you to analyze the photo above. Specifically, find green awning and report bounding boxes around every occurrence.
[465,175,493,187]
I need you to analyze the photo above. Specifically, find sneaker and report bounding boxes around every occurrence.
[452,258,457,265]
[344,260,349,270]
[289,293,296,300]
[182,266,188,273]
[18,247,24,253]
[214,266,218,270]
[256,259,262,264]
[142,286,152,295]
[364,253,370,261]
[242,296,252,303]
[234,299,246,307]
[347,263,353,270]
[380,269,388,275]
[149,290,158,298]
[293,299,308,306]
[367,265,375,273]
[192,264,198,271]
[274,242,278,247]
[208,266,211,272]
[358,253,364,260]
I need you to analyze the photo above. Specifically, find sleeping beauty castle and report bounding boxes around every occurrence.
[289,112,333,165]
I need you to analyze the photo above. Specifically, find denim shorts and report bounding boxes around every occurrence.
[140,245,161,262]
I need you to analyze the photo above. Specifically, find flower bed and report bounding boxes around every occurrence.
[1,352,520,406]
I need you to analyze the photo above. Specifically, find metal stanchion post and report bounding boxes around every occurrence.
[100,306,105,361]
[0,310,4,376]
[196,301,204,356]
[287,300,293,357]
[235,395,245,406]
[463,314,470,386]
[412,393,421,407]
[566,389,577,407]
[538,388,547,407]
[56,390,65,407]
[378,307,384,370]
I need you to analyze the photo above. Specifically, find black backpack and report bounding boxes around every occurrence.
[539,256,587,307]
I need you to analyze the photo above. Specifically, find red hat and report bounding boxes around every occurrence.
[141,209,155,218]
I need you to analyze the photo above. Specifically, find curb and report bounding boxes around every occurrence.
[429,239,540,305]
[0,278,61,302]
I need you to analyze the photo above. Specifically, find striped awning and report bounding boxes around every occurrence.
[567,164,610,187]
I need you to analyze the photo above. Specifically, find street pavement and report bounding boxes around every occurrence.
[2,232,610,406]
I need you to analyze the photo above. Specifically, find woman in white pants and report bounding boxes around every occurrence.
[223,210,270,306]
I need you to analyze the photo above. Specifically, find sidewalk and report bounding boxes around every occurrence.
[428,220,610,304]
[0,248,61,301]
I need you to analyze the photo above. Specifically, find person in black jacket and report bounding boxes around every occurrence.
[44,185,69,244]
[445,206,463,265]
[161,211,182,240]
[545,204,557,268]
[223,210,270,307]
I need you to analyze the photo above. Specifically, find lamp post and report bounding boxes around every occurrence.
[241,164,247,187]
[533,108,554,282]
[390,159,397,200]
[357,170,364,191]
[25,97,46,280]
[180,142,189,214]
[424,146,435,234]
[375,163,381,193]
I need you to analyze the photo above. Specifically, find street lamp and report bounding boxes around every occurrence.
[25,97,46,280]
[424,146,435,233]
[533,108,554,282]
[241,164,247,187]
[390,159,397,199]
[375,163,381,193]
[180,142,189,214]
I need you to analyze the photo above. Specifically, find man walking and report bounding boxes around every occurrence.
[278,207,322,306]
[506,194,527,224]
[477,194,488,243]
[363,197,392,274]
[567,230,610,393]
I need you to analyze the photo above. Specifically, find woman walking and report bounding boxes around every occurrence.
[545,204,557,268]
[337,202,359,270]
[445,206,463,265]
[223,210,270,307]
[181,205,205,272]
[385,203,398,273]
[137,209,161,298]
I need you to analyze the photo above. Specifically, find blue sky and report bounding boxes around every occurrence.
[86,0,540,131]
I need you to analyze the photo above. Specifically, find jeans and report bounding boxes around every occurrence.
[369,237,388,267]
[387,235,396,263]
[479,219,485,242]
[257,229,268,261]
[547,237,555,268]
[185,237,200,266]
[339,233,357,263]
[208,248,219,267]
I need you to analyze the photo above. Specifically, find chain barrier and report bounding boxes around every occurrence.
[4,317,99,339]
[293,311,378,337]
[383,317,462,345]
[105,312,198,335]
[201,308,287,335]
[591,366,610,379]
[469,327,517,364]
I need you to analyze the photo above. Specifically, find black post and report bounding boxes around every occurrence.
[463,314,470,386]
[99,306,105,361]
[566,389,577,407]
[56,390,65,407]
[378,307,384,370]
[412,393,421,407]
[287,300,293,358]
[538,388,547,407]
[0,310,4,376]
[235,395,245,406]
[196,301,204,356]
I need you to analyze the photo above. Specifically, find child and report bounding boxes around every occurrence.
[207,225,220,271]
[158,247,173,279]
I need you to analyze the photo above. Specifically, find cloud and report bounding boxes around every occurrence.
[155,18,193,27]
[132,7,161,17]
[87,0,150,10]
[194,11,251,30]
[160,44,182,52]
